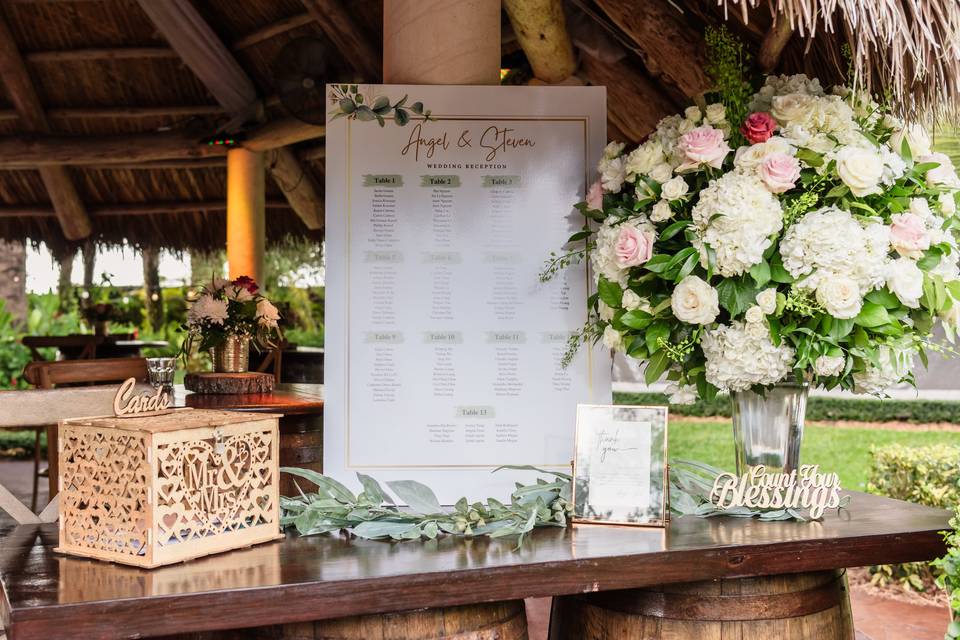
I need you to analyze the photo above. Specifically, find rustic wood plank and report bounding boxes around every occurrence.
[24,47,178,63]
[0,11,92,240]
[232,12,314,50]
[0,492,949,639]
[301,0,380,81]
[593,0,710,99]
[0,132,228,168]
[0,200,289,219]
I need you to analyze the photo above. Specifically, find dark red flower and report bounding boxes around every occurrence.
[740,112,777,144]
[232,275,259,294]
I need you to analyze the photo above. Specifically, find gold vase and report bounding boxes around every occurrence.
[210,335,250,373]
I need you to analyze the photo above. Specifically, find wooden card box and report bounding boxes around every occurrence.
[57,408,284,568]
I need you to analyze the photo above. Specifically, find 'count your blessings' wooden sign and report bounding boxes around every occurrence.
[710,465,843,519]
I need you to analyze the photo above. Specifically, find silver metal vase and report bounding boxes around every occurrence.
[210,335,251,373]
[730,383,809,476]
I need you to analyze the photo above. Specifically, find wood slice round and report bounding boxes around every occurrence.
[549,570,854,640]
[184,372,275,395]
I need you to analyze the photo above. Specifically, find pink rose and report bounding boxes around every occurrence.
[740,112,777,144]
[889,213,930,258]
[614,224,654,267]
[677,126,730,170]
[758,153,801,193]
[585,179,603,211]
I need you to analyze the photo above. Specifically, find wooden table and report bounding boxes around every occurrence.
[22,335,169,360]
[0,492,948,639]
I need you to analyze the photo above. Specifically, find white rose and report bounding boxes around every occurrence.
[705,103,726,125]
[745,305,765,324]
[771,93,816,125]
[834,146,884,196]
[939,192,957,215]
[661,176,689,201]
[650,200,673,223]
[816,276,863,319]
[814,355,845,377]
[621,289,642,311]
[919,153,960,187]
[648,163,673,183]
[678,118,697,134]
[671,276,720,325]
[255,298,281,328]
[684,106,702,123]
[603,141,625,159]
[756,288,777,314]
[602,325,623,351]
[624,141,665,177]
[600,156,626,193]
[941,300,960,327]
[598,301,615,321]
[886,258,924,308]
[889,123,932,157]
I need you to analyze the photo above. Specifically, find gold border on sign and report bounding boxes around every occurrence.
[571,404,670,528]
[345,113,596,470]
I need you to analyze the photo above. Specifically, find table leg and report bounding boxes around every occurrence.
[548,569,854,640]
[46,424,58,500]
[278,414,323,497]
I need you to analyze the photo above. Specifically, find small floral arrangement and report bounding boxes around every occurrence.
[180,276,282,358]
[546,33,960,404]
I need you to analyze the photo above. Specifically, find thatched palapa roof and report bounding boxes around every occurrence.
[0,0,958,256]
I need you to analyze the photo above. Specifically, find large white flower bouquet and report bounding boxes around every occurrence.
[549,71,960,403]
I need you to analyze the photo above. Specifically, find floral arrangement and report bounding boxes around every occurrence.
[180,276,282,357]
[547,39,960,403]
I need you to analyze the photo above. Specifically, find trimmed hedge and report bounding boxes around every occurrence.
[867,444,960,591]
[0,430,45,459]
[615,392,960,424]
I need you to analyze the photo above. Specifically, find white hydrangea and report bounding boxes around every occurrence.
[750,73,825,112]
[853,346,914,396]
[780,206,889,295]
[691,172,783,276]
[701,321,795,392]
[665,382,698,405]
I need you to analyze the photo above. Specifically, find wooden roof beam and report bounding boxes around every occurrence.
[0,200,290,219]
[301,0,379,81]
[0,132,228,168]
[136,0,324,231]
[244,118,325,151]
[0,12,92,240]
[758,13,794,73]
[503,0,576,84]
[24,47,178,63]
[232,12,314,50]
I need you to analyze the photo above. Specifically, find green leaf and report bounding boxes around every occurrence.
[597,276,622,308]
[355,105,376,121]
[749,261,771,288]
[393,108,410,126]
[716,278,757,317]
[281,467,356,503]
[795,148,824,167]
[371,96,391,114]
[917,248,943,271]
[675,251,699,283]
[410,101,424,115]
[644,349,670,385]
[645,321,671,355]
[865,289,900,309]
[829,317,855,340]
[351,521,420,540]
[357,473,393,505]
[854,302,891,328]
[769,257,794,284]
[387,480,443,514]
[338,98,356,114]
[659,220,691,241]
[620,309,653,330]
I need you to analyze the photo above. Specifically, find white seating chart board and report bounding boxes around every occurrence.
[325,84,611,502]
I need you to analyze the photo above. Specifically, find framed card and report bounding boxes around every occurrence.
[572,404,668,527]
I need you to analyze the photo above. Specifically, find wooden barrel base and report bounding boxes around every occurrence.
[549,570,853,640]
[161,600,528,640]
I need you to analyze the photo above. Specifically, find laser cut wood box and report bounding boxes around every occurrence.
[56,408,284,568]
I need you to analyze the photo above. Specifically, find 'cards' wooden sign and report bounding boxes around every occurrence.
[113,377,172,418]
[710,465,842,519]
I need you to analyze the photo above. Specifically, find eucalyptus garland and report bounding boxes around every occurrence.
[280,459,846,546]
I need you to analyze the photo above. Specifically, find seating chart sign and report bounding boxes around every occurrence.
[325,84,610,501]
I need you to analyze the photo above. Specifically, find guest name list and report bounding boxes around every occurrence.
[326,85,610,501]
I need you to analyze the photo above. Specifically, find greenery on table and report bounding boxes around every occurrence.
[932,508,960,638]
[281,466,572,545]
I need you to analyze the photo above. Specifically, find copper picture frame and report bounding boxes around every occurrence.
[572,404,669,527]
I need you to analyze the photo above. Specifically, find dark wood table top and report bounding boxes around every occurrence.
[175,382,324,415]
[0,491,948,639]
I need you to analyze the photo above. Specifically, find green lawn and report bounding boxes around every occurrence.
[669,420,960,491]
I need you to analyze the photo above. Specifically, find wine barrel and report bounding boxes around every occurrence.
[549,570,854,640]
[278,413,323,497]
[166,600,528,639]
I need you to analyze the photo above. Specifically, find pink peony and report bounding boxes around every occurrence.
[758,153,801,193]
[889,213,930,258]
[740,112,777,144]
[614,224,655,267]
[585,179,603,211]
[677,126,730,170]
